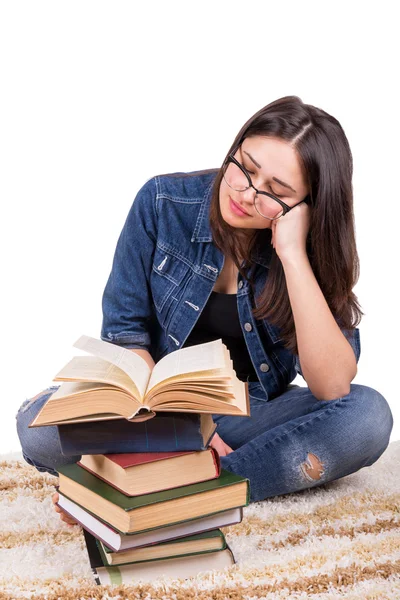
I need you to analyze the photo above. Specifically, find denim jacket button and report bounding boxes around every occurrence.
[238,280,244,289]
[260,363,270,372]
[244,322,252,332]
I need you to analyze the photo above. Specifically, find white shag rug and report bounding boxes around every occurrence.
[0,442,399,599]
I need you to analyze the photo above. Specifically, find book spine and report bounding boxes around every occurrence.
[210,446,221,476]
[217,529,227,550]
[246,479,251,505]
[91,568,101,586]
[225,542,236,564]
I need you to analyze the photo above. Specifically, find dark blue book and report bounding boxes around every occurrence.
[58,412,217,456]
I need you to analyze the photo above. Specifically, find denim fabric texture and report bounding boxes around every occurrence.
[16,170,393,503]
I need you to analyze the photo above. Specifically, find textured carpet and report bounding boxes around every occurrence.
[0,442,399,599]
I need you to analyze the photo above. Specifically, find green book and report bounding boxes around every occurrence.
[58,463,249,534]
[99,528,227,566]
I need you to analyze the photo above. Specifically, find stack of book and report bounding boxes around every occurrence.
[29,335,251,584]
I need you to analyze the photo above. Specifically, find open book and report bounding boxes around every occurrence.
[29,335,250,427]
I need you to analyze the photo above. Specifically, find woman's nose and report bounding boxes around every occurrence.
[240,187,257,205]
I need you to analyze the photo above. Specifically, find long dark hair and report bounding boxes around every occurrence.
[209,95,363,354]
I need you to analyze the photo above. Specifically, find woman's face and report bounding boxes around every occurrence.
[219,135,309,232]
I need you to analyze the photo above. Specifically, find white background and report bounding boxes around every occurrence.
[1,1,398,454]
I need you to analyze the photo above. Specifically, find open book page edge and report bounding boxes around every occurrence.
[145,392,248,416]
[144,343,249,417]
[73,335,151,401]
[223,344,250,417]
[54,356,141,401]
[146,369,233,396]
[28,382,144,427]
[147,339,226,393]
[160,383,234,396]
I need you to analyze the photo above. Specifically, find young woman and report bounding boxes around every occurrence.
[16,95,393,527]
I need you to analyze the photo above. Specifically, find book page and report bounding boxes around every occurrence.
[54,356,140,399]
[147,339,227,393]
[73,335,150,400]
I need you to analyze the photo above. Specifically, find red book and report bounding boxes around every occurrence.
[77,448,221,496]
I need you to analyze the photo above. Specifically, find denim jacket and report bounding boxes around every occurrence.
[101,169,361,401]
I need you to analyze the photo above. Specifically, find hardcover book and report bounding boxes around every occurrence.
[57,463,250,534]
[56,491,243,552]
[57,411,217,455]
[83,528,235,585]
[97,528,227,566]
[77,447,220,495]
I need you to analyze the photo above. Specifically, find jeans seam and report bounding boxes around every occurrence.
[22,452,58,477]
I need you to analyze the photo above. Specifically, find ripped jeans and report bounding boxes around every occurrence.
[15,382,394,503]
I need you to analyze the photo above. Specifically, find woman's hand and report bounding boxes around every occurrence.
[271,201,310,262]
[210,431,234,457]
[52,491,79,527]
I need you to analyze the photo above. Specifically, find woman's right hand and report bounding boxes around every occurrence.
[52,491,79,527]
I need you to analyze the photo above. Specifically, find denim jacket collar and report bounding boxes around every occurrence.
[191,175,273,269]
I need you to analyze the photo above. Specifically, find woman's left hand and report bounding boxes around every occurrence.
[271,201,310,261]
[210,431,234,457]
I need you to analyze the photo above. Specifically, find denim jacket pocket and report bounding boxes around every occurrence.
[151,245,191,327]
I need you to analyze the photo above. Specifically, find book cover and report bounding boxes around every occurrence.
[57,411,217,455]
[87,450,196,468]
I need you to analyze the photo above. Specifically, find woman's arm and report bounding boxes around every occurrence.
[128,347,156,371]
[271,202,357,401]
[100,176,158,351]
[281,251,357,401]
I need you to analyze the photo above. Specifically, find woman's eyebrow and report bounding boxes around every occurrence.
[242,149,297,193]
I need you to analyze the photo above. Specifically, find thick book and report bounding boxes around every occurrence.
[97,529,227,565]
[28,335,250,427]
[58,463,250,534]
[57,411,217,456]
[83,528,235,585]
[56,491,243,552]
[77,447,220,496]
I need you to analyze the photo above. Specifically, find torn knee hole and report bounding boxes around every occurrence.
[300,452,325,481]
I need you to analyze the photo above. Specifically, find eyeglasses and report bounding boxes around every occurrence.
[222,147,310,220]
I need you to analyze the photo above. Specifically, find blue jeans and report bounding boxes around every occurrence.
[16,382,393,503]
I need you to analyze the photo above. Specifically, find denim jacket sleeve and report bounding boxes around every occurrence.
[294,325,361,379]
[100,176,158,350]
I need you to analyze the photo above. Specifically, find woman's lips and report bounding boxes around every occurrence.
[229,196,250,216]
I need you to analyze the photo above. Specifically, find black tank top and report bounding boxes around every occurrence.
[182,291,259,382]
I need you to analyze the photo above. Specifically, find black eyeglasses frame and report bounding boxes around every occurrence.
[223,149,311,219]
